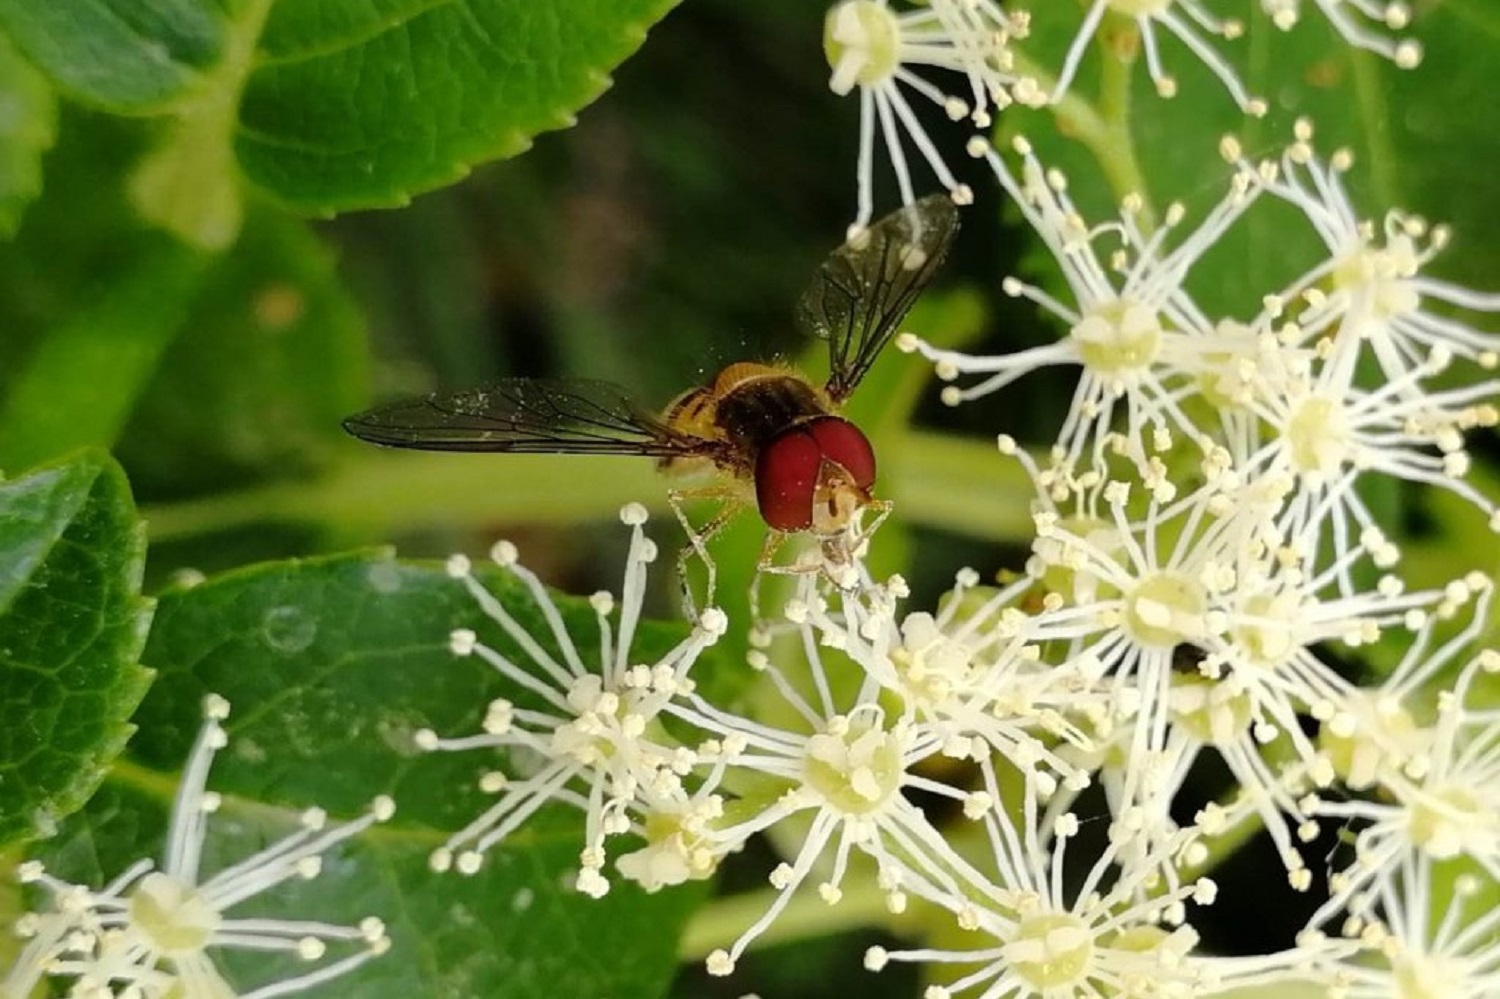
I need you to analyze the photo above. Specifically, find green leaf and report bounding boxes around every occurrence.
[1358,0,1500,290]
[0,34,57,238]
[0,450,152,848]
[3,0,679,242]
[0,0,227,112]
[38,550,707,997]
[239,0,681,212]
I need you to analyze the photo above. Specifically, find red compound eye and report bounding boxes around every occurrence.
[755,431,821,531]
[754,417,877,532]
[807,417,875,489]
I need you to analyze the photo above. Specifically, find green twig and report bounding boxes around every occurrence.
[1009,17,1155,224]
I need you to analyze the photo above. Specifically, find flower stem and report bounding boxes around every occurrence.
[1090,15,1155,225]
[1010,20,1155,227]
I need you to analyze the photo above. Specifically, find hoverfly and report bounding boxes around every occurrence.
[343,195,958,609]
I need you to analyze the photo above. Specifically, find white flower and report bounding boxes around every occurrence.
[668,583,973,977]
[1023,471,1248,755]
[11,695,392,999]
[980,466,1294,891]
[1222,338,1500,571]
[1053,0,1266,115]
[613,784,729,893]
[1324,854,1500,998]
[867,782,1225,998]
[822,0,1042,230]
[2,910,80,999]
[1305,580,1500,928]
[1319,574,1492,791]
[805,567,1103,795]
[418,504,726,896]
[1250,121,1500,386]
[1260,0,1422,68]
[905,137,1265,475]
[1194,539,1445,778]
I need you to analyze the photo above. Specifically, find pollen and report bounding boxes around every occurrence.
[1169,674,1255,746]
[128,874,222,955]
[1407,784,1498,858]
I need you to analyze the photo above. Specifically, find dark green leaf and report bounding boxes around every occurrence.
[239,0,682,212]
[39,550,708,997]
[0,451,152,847]
[4,0,683,237]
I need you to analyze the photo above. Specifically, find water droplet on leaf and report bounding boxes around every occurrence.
[261,606,317,654]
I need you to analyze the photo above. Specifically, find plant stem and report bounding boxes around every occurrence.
[1091,17,1155,223]
[1009,19,1154,225]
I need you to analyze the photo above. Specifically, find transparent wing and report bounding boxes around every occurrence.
[797,194,959,403]
[342,377,719,457]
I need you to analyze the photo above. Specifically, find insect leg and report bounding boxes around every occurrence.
[749,530,791,626]
[667,487,743,619]
[847,498,893,563]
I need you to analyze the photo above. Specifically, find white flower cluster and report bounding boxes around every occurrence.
[5,696,391,999]
[853,12,1495,995]
[408,504,1470,993]
[825,0,1424,230]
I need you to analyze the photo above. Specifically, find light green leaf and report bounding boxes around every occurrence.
[0,241,205,474]
[0,34,57,237]
[0,109,208,473]
[37,551,709,997]
[0,451,153,847]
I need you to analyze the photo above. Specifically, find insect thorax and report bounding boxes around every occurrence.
[709,364,832,452]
